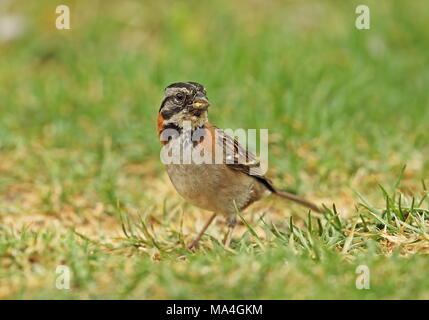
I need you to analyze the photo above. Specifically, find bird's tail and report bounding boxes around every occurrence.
[256,176,322,213]
[273,187,322,213]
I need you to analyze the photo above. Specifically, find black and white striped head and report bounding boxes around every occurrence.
[159,82,210,128]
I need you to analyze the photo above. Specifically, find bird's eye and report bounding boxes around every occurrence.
[175,92,185,102]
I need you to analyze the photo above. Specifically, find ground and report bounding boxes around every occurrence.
[0,0,428,299]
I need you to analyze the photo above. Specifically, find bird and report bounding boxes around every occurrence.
[157,81,321,249]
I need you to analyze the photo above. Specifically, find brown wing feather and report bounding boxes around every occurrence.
[205,123,322,213]
[205,123,273,186]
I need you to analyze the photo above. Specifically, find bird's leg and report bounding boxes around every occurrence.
[187,212,217,250]
[223,216,237,248]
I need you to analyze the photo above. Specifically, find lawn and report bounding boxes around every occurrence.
[0,0,428,299]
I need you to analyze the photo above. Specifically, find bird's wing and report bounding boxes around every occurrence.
[204,123,322,213]
[206,123,269,180]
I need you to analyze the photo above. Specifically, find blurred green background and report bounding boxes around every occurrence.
[0,0,428,299]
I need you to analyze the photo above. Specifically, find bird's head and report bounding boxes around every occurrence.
[158,82,210,131]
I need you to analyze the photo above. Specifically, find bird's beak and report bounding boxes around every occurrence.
[192,94,210,110]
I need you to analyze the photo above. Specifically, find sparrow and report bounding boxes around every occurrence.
[157,81,321,249]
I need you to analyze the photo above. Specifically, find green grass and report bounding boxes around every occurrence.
[0,0,428,299]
